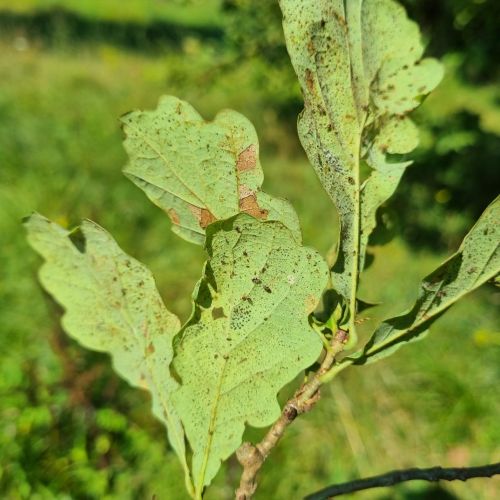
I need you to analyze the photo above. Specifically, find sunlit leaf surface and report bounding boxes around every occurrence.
[122,96,300,245]
[172,214,328,494]
[280,0,443,336]
[24,213,193,493]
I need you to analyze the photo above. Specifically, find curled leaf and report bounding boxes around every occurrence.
[122,96,300,245]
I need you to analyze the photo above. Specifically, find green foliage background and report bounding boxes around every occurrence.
[0,1,498,498]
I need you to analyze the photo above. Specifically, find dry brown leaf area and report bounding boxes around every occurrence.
[236,144,257,172]
[239,194,268,220]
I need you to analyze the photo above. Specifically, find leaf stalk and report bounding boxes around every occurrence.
[235,329,349,500]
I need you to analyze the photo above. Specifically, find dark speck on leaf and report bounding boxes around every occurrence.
[212,307,226,320]
[264,285,272,293]
[305,68,315,92]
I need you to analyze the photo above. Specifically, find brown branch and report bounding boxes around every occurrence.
[304,462,500,499]
[235,329,349,500]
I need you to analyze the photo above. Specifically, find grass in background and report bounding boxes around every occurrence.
[0,31,499,500]
[0,0,224,28]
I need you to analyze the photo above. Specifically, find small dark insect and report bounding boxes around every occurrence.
[252,277,262,285]
[263,285,272,293]
[241,295,253,305]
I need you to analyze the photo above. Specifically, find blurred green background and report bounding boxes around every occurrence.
[0,1,499,498]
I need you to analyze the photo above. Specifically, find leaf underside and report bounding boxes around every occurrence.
[122,96,301,245]
[350,195,500,365]
[280,0,443,336]
[172,214,329,494]
[24,213,192,492]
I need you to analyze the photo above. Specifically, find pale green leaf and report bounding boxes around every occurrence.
[280,0,443,335]
[24,213,193,495]
[360,116,419,268]
[122,96,300,245]
[171,214,329,494]
[351,196,500,364]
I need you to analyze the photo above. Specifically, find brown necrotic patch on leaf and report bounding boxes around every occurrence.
[188,204,216,229]
[167,208,180,225]
[188,204,202,220]
[236,144,257,172]
[200,209,217,229]
[239,195,269,220]
[305,68,315,92]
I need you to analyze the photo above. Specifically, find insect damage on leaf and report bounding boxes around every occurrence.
[121,96,300,245]
[171,214,329,495]
[280,0,444,340]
